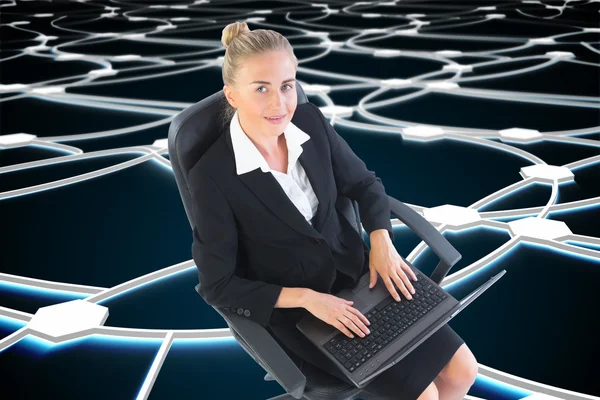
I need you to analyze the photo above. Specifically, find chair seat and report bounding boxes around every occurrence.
[300,361,362,399]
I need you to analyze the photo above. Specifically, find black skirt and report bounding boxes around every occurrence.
[282,264,465,400]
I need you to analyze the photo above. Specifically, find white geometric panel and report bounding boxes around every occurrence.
[317,41,344,48]
[426,81,460,90]
[0,83,29,92]
[27,300,109,341]
[499,128,543,143]
[545,51,575,59]
[35,34,57,41]
[409,20,429,26]
[508,217,572,240]
[112,54,142,61]
[0,133,37,147]
[395,29,419,35]
[364,28,388,34]
[528,37,556,44]
[122,33,146,39]
[520,164,574,183]
[362,13,381,18]
[31,86,66,94]
[88,68,118,77]
[486,13,506,18]
[152,139,168,149]
[442,64,473,73]
[402,126,445,141]
[422,205,482,229]
[301,84,332,94]
[306,31,329,37]
[435,50,463,57]
[56,53,86,61]
[380,78,412,88]
[319,105,353,118]
[373,49,402,57]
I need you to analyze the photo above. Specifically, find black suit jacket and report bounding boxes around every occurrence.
[188,102,394,364]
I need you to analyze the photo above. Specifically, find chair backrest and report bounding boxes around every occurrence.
[168,84,309,230]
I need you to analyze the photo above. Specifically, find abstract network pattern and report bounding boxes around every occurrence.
[1,0,599,399]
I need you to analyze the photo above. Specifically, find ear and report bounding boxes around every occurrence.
[223,84,237,108]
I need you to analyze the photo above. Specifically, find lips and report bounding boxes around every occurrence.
[265,114,286,120]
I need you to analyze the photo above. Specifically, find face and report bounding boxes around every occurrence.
[224,49,297,140]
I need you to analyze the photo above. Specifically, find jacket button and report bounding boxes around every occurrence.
[313,238,321,244]
[237,308,244,315]
[244,310,251,317]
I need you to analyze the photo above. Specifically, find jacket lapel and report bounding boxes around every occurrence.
[224,108,331,238]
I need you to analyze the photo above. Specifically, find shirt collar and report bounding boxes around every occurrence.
[230,109,311,175]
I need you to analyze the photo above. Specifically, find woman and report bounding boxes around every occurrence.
[188,21,478,400]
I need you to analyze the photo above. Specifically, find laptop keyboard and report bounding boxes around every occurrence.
[323,276,447,373]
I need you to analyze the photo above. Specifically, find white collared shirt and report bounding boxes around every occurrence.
[230,109,319,226]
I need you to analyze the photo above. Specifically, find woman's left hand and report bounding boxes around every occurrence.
[368,232,417,301]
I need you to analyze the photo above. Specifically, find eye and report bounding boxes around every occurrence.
[256,86,266,93]
[283,83,293,90]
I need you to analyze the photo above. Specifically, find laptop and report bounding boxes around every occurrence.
[296,258,506,388]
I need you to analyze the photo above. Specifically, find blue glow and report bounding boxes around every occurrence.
[0,315,27,330]
[546,137,600,149]
[0,152,151,201]
[171,336,238,349]
[564,240,600,252]
[29,143,75,155]
[476,181,553,212]
[1,151,149,174]
[522,241,600,264]
[95,267,196,304]
[444,241,519,292]
[0,279,89,299]
[445,239,600,292]
[18,333,164,354]
[442,224,511,237]
[447,136,542,165]
[474,373,532,399]
[488,213,539,222]
[548,202,600,216]
[148,157,174,173]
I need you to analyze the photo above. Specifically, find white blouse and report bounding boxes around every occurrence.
[229,110,319,225]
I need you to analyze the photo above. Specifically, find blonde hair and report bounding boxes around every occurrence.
[220,21,298,126]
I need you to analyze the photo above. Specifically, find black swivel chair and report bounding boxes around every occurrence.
[167,83,462,400]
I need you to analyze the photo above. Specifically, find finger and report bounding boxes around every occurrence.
[394,267,414,298]
[392,269,412,300]
[347,306,371,327]
[345,310,370,335]
[401,265,416,294]
[334,320,355,339]
[342,315,366,338]
[369,267,377,289]
[404,261,418,282]
[383,276,401,302]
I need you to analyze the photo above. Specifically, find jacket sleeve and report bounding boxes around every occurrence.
[189,170,284,327]
[309,102,394,242]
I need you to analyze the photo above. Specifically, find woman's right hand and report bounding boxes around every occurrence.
[303,290,371,339]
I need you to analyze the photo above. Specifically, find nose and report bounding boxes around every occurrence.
[271,90,283,109]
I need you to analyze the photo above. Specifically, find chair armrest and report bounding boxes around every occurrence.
[211,304,307,399]
[387,196,462,285]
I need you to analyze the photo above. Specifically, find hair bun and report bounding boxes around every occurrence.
[221,21,250,49]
